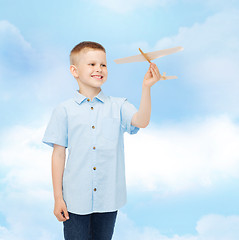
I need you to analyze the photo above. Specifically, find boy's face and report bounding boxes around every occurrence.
[71,48,108,90]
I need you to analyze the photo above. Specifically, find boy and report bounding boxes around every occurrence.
[42,41,161,240]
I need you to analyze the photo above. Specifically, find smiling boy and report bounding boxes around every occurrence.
[42,41,161,240]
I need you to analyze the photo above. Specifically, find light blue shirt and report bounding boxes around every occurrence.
[42,89,140,215]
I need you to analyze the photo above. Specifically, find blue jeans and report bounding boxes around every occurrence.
[63,210,118,240]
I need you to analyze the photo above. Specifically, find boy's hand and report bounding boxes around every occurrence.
[143,62,161,88]
[54,198,69,222]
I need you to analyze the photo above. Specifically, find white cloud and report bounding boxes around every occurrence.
[114,212,239,240]
[0,20,32,52]
[196,214,239,240]
[0,20,35,79]
[0,115,239,238]
[84,0,237,13]
[0,125,62,240]
[125,114,239,194]
[88,0,175,13]
[89,0,238,14]
[153,9,239,116]
[114,211,167,240]
[0,20,74,104]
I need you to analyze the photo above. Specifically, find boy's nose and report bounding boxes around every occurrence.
[96,67,102,72]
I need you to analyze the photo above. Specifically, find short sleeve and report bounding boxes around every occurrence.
[42,104,68,148]
[121,98,140,134]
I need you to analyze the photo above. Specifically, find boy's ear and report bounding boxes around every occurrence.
[70,65,78,77]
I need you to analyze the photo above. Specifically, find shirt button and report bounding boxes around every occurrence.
[91,107,94,110]
[93,146,96,150]
[93,167,96,170]
[92,125,95,129]
[87,98,90,102]
[94,188,97,191]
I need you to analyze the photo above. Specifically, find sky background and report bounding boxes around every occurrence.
[0,0,239,239]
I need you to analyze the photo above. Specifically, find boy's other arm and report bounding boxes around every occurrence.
[131,63,161,129]
[52,144,69,221]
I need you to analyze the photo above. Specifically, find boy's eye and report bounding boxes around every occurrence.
[89,63,106,67]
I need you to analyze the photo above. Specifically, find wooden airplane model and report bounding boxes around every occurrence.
[114,46,184,80]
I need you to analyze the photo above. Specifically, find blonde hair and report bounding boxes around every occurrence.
[70,41,106,65]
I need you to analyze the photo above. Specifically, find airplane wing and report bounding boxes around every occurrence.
[114,46,184,64]
[114,53,146,64]
[147,47,183,61]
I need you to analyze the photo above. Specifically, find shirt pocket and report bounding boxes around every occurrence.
[101,117,120,140]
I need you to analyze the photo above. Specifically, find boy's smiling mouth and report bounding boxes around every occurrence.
[91,75,103,79]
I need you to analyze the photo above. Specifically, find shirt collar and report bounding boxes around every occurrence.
[74,89,106,104]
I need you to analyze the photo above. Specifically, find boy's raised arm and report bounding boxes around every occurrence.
[131,62,161,128]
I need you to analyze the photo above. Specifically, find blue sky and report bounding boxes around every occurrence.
[1,0,239,239]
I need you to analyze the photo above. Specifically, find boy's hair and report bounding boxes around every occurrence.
[70,41,106,65]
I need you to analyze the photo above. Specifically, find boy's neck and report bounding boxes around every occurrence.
[78,87,102,101]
